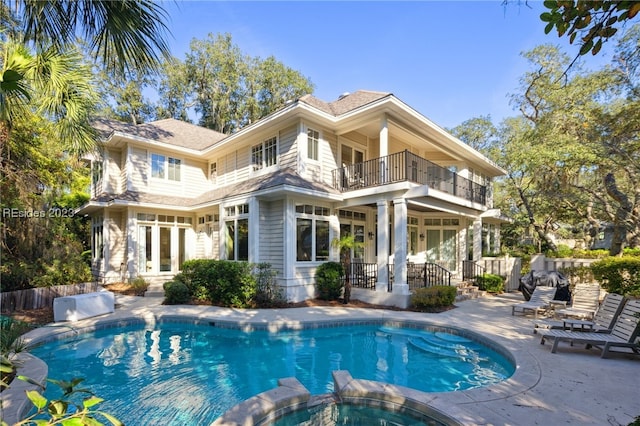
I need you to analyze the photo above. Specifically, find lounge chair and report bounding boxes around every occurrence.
[512,286,557,318]
[533,293,625,334]
[554,283,601,320]
[539,299,640,358]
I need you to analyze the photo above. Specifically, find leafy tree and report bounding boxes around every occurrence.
[4,0,171,75]
[541,1,640,58]
[448,115,498,154]
[158,33,314,133]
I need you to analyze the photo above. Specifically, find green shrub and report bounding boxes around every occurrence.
[547,244,574,258]
[129,276,149,295]
[623,247,640,257]
[163,280,191,305]
[475,274,504,293]
[176,259,256,307]
[557,266,594,284]
[591,256,640,298]
[315,262,344,301]
[253,263,286,307]
[0,317,31,355]
[410,286,457,312]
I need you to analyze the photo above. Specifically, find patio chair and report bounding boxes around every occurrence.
[554,283,601,320]
[539,299,640,358]
[533,293,625,334]
[512,286,557,318]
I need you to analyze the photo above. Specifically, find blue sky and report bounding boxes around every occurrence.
[161,1,618,129]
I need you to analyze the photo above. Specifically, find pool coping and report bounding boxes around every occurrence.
[10,301,541,426]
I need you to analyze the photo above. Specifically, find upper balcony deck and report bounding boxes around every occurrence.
[331,150,487,205]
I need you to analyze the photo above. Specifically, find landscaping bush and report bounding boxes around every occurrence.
[175,259,256,307]
[591,256,640,298]
[315,262,344,301]
[557,266,594,285]
[475,274,504,293]
[410,286,457,312]
[253,263,286,307]
[163,280,191,305]
[129,276,149,295]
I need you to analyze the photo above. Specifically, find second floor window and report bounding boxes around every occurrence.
[152,154,181,181]
[252,136,277,171]
[307,128,319,161]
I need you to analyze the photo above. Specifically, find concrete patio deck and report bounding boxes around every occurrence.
[11,293,640,425]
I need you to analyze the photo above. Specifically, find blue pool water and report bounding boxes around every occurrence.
[30,323,514,425]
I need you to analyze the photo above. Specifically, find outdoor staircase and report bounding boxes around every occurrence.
[144,282,165,298]
[454,281,486,302]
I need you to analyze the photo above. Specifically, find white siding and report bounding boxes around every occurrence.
[321,131,338,185]
[129,147,148,191]
[259,199,284,274]
[107,211,126,277]
[104,149,121,193]
[279,124,298,170]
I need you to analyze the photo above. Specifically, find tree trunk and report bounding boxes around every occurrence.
[516,184,558,252]
[343,253,351,304]
[604,173,633,256]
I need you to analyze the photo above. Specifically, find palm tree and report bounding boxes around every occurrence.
[9,0,171,75]
[332,234,364,304]
[1,0,171,143]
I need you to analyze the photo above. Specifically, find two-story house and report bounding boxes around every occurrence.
[79,90,507,307]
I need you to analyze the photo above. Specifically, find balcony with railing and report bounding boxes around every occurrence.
[332,150,487,205]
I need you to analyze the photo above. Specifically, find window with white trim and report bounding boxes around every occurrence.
[224,204,249,261]
[151,153,181,181]
[252,136,277,171]
[92,216,104,260]
[307,128,319,161]
[296,204,330,262]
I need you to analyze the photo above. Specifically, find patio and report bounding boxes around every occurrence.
[10,293,640,425]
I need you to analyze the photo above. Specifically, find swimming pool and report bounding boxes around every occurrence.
[30,322,514,425]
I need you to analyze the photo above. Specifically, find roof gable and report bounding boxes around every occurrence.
[299,90,391,116]
[93,117,227,150]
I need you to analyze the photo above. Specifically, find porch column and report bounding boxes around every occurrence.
[219,204,228,259]
[380,115,388,184]
[248,197,259,263]
[376,199,389,292]
[127,209,136,279]
[493,224,501,254]
[393,198,409,295]
[458,224,467,275]
[103,211,110,279]
[473,218,482,261]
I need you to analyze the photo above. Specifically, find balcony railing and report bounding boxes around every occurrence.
[332,150,487,205]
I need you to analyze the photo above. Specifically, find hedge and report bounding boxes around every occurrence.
[591,256,640,298]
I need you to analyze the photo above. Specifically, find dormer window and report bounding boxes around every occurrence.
[151,153,181,181]
[252,136,277,171]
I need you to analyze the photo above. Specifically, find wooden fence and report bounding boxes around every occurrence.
[0,282,101,313]
[478,257,522,292]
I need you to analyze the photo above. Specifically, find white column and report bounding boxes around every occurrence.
[249,197,259,263]
[284,198,296,279]
[103,211,110,277]
[458,224,467,276]
[493,224,501,254]
[127,210,136,279]
[379,115,389,185]
[473,218,482,261]
[393,198,409,295]
[219,204,227,259]
[380,115,389,157]
[376,199,389,292]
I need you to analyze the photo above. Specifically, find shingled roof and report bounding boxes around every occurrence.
[92,168,339,208]
[93,117,227,150]
[299,90,391,116]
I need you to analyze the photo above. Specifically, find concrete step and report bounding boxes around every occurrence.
[144,283,165,298]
